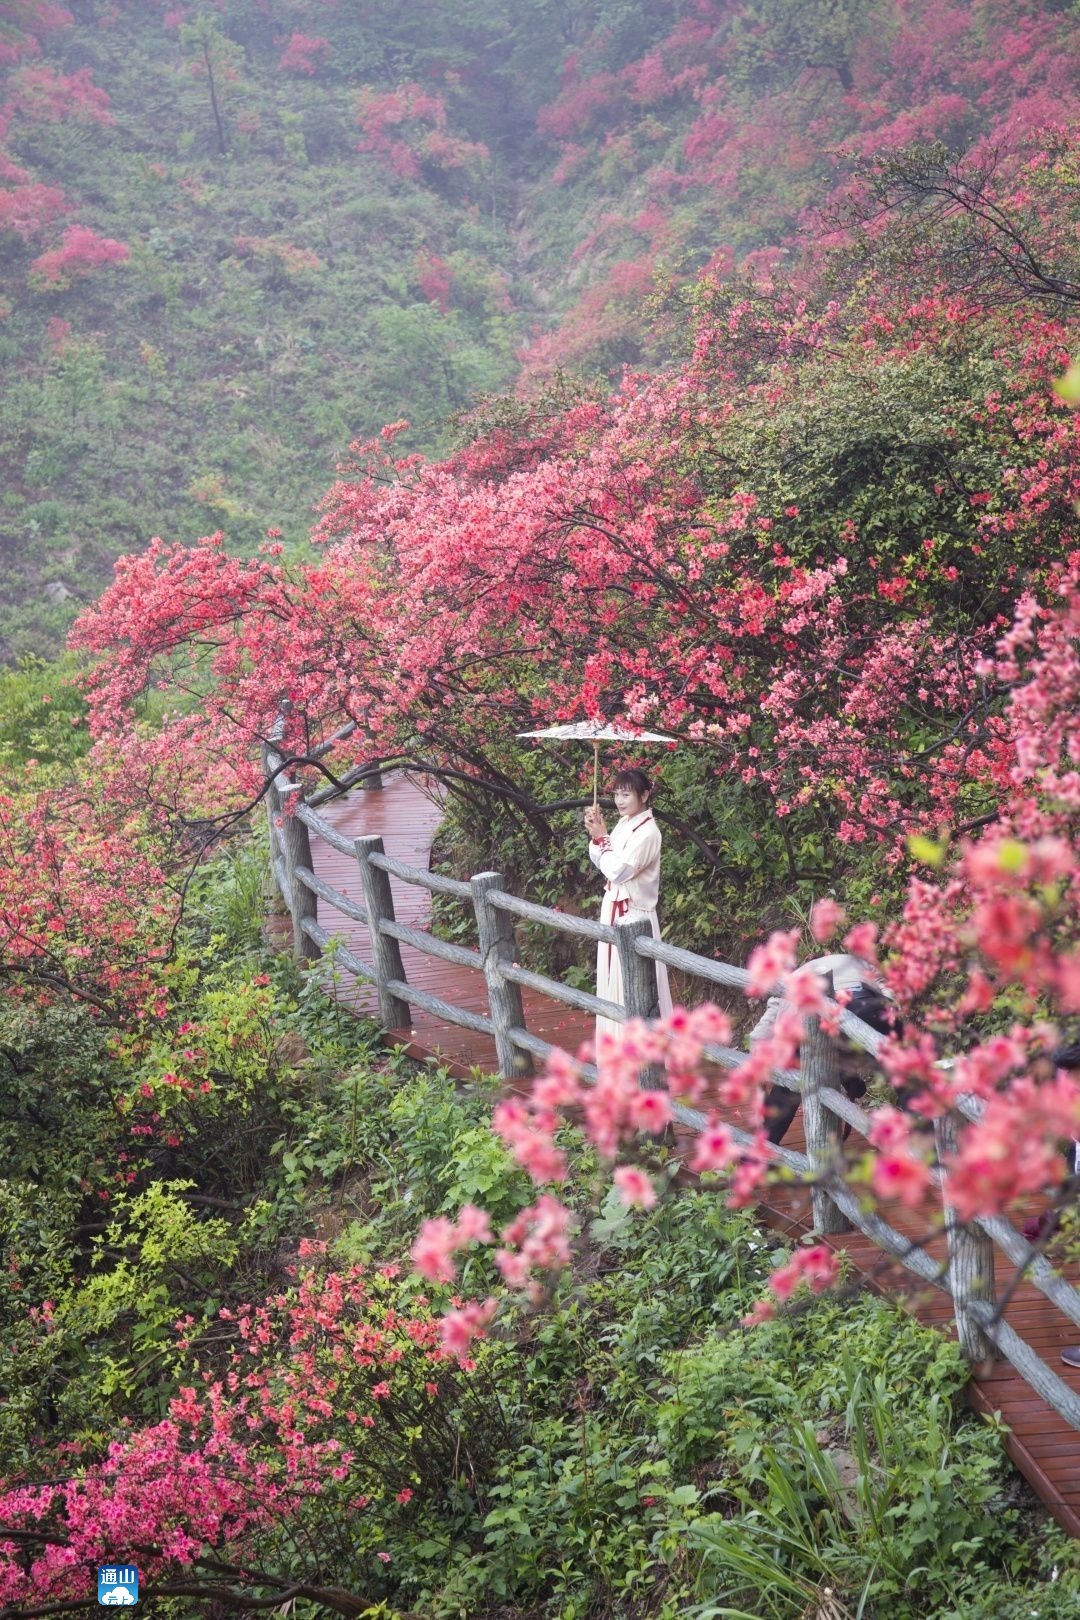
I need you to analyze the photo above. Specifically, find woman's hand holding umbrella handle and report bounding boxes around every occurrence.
[584,806,608,841]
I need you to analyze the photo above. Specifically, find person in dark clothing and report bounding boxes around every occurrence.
[1043,1040,1080,1370]
[759,974,900,1146]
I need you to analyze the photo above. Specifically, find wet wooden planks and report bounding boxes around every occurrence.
[312,772,1080,1538]
[311,773,596,1074]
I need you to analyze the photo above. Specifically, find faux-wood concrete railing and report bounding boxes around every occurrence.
[263,745,1080,1434]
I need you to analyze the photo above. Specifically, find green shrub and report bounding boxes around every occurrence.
[60,1180,239,1415]
[0,1179,84,1462]
[0,1001,119,1194]
[671,1305,1033,1619]
[0,656,91,768]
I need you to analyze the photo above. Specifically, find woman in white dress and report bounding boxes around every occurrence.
[583,768,673,1042]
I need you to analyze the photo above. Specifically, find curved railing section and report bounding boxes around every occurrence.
[262,738,1080,1433]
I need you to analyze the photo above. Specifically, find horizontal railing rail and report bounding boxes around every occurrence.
[370,849,473,900]
[635,932,751,990]
[263,754,1080,1433]
[380,918,482,973]
[487,887,619,943]
[293,866,370,926]
[295,803,356,859]
[499,960,629,1023]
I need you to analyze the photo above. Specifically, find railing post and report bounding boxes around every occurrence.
[354,835,411,1030]
[470,871,533,1081]
[935,1110,996,1362]
[277,799,320,962]
[614,918,655,1020]
[615,917,664,1089]
[801,1010,852,1235]
[262,744,284,906]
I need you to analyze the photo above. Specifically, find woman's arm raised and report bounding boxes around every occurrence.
[592,821,661,886]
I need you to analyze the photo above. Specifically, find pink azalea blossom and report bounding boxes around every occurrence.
[613,1165,658,1208]
[784,968,829,1015]
[810,897,847,943]
[765,1244,840,1304]
[438,1297,497,1357]
[843,921,879,964]
[691,1123,737,1171]
[867,1105,911,1153]
[872,1151,932,1207]
[746,928,800,996]
[411,1217,459,1283]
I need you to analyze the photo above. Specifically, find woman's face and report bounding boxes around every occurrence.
[613,782,647,818]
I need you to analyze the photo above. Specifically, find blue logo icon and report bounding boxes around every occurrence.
[97,1567,138,1606]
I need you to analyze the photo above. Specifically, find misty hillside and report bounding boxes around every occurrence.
[2,0,1079,656]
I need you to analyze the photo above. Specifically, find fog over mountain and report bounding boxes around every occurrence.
[2,0,1078,656]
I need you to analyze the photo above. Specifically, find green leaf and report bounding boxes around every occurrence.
[667,1483,700,1507]
[907,833,945,867]
[995,838,1029,874]
[1054,361,1080,405]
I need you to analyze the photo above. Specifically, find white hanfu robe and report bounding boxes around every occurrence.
[589,811,673,1041]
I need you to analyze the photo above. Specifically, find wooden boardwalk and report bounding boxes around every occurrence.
[314,773,592,1077]
[315,772,1080,1537]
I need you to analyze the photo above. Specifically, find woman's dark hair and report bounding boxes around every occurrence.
[612,767,652,802]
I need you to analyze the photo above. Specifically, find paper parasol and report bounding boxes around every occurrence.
[517,719,677,806]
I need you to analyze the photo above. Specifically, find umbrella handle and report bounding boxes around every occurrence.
[593,741,600,808]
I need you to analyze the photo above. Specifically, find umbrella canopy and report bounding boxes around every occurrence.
[517,719,677,804]
[518,721,676,743]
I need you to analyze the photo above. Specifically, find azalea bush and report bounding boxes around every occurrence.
[68,264,1080,878]
[5,9,1080,1610]
[0,1250,515,1613]
[51,183,1080,1398]
[6,1108,1063,1620]
[0,883,1075,1617]
[403,550,1079,1341]
[7,0,1080,665]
